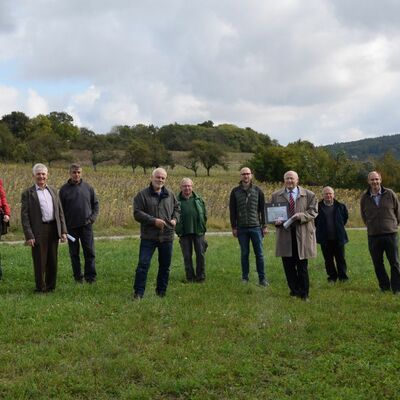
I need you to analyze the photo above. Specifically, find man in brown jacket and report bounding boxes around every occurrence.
[360,171,400,294]
[21,163,67,292]
[271,171,318,300]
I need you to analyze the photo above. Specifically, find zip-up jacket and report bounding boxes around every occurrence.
[0,179,10,216]
[360,185,400,236]
[134,184,180,242]
[175,191,207,236]
[229,182,266,229]
[315,199,348,245]
[59,179,99,229]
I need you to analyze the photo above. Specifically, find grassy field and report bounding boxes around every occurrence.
[0,231,399,399]
[1,160,365,240]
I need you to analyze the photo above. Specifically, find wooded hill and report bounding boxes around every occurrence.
[324,133,400,160]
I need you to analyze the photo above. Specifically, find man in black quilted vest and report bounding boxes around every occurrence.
[229,167,268,286]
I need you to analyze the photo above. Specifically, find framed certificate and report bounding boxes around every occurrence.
[265,202,289,223]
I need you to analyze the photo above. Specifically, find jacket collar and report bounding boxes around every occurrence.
[366,185,387,196]
[178,190,199,201]
[149,183,169,199]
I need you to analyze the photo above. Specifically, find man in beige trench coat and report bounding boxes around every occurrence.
[271,171,318,300]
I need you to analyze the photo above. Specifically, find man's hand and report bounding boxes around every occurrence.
[262,226,268,235]
[232,228,238,237]
[274,219,283,226]
[25,238,35,247]
[154,218,166,230]
[3,215,9,223]
[292,213,301,220]
[169,219,176,227]
[60,234,67,243]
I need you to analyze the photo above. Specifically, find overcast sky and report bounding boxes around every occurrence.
[1,0,400,145]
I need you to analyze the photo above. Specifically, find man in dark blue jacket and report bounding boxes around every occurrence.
[60,164,99,283]
[315,186,349,282]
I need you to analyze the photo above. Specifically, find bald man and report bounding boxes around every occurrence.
[229,167,268,286]
[361,171,400,294]
[315,186,349,283]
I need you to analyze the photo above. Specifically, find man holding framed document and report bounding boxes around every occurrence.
[271,171,318,301]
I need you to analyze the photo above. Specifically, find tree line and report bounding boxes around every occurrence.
[0,112,274,176]
[1,110,399,189]
[248,140,400,191]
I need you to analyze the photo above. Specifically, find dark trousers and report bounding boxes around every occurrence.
[31,222,59,292]
[133,239,173,296]
[282,227,309,298]
[320,240,348,281]
[67,224,96,281]
[179,234,207,281]
[368,233,400,292]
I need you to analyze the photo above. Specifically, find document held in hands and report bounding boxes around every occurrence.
[283,216,296,230]
[265,202,289,224]
[67,234,76,242]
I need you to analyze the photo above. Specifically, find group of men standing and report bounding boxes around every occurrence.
[19,162,400,299]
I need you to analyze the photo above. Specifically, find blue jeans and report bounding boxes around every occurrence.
[237,227,266,281]
[133,239,173,296]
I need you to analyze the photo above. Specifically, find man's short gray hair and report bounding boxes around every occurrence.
[69,163,82,172]
[180,177,193,186]
[32,163,48,175]
[152,167,167,177]
[322,186,334,194]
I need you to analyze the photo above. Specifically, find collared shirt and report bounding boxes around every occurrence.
[35,185,54,222]
[286,186,299,199]
[370,188,382,206]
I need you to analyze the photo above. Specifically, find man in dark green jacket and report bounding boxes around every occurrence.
[176,178,207,282]
[229,167,268,286]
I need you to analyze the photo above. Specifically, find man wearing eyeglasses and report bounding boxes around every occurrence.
[229,167,268,286]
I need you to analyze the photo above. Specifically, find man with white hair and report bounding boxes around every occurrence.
[21,163,67,292]
[271,170,318,301]
[315,186,349,283]
[176,177,207,282]
[132,168,180,299]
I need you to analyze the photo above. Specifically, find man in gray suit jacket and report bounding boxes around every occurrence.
[21,163,67,292]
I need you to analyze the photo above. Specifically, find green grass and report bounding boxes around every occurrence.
[0,231,399,399]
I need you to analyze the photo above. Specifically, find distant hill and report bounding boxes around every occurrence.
[324,133,400,160]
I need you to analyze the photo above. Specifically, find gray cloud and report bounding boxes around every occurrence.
[1,0,400,144]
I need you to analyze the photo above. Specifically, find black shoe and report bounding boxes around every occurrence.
[289,291,299,297]
[300,296,310,302]
[75,278,84,284]
[156,291,166,298]
[85,278,96,284]
[132,292,143,300]
[241,278,249,284]
[259,279,269,287]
